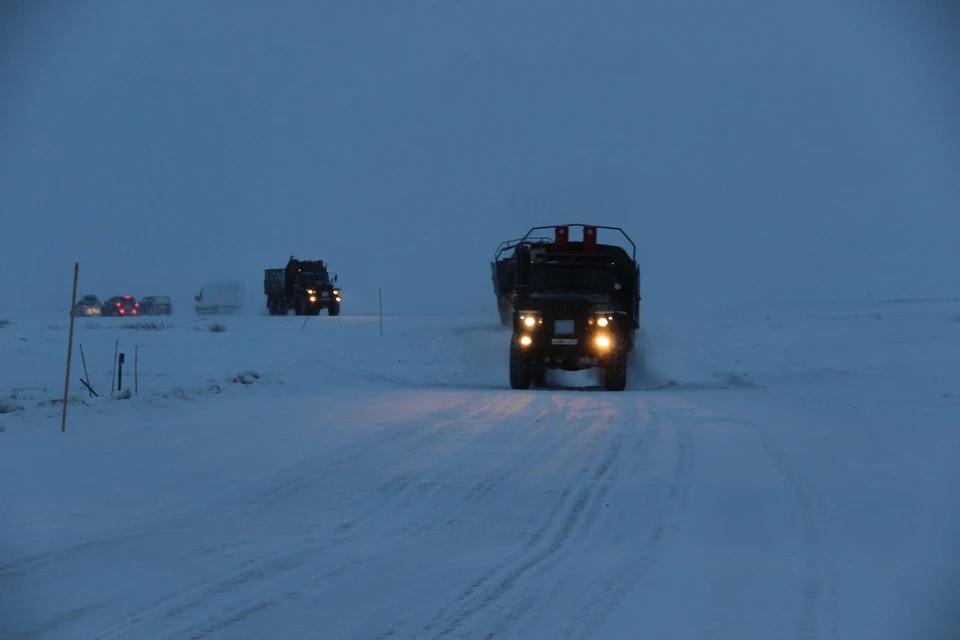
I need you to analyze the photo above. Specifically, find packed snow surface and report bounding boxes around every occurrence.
[2,302,960,639]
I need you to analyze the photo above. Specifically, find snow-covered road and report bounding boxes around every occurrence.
[2,303,959,639]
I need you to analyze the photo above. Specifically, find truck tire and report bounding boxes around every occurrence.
[509,343,532,389]
[328,302,340,316]
[603,349,628,391]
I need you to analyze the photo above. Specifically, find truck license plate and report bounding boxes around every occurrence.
[551,338,578,345]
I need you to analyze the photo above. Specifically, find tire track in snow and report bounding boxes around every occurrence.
[558,404,696,640]
[420,397,623,639]
[160,391,553,640]
[89,392,510,640]
[753,423,839,640]
[0,392,483,581]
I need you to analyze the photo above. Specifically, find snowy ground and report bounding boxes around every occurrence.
[2,301,960,639]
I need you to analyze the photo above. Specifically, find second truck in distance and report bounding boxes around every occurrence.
[264,257,342,316]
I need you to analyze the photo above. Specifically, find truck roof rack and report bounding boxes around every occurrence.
[494,236,552,262]
[518,224,636,261]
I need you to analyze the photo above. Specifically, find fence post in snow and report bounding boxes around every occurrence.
[111,339,118,396]
[60,262,79,432]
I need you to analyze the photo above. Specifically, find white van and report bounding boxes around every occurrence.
[194,281,245,315]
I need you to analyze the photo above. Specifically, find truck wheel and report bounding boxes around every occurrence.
[603,349,628,391]
[328,303,340,316]
[509,344,532,389]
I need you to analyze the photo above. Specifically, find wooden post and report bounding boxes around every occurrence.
[378,288,383,337]
[79,343,94,397]
[110,338,118,396]
[60,263,79,432]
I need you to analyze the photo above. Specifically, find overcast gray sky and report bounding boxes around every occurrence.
[2,1,958,315]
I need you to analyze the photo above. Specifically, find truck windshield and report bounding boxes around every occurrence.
[529,266,618,292]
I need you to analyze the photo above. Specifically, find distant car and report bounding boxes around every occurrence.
[195,281,244,315]
[73,294,102,317]
[140,296,173,316]
[102,295,140,317]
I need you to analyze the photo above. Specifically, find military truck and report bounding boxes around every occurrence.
[498,224,640,391]
[264,257,341,316]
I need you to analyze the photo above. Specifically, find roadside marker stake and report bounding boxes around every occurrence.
[79,343,97,397]
[110,339,118,396]
[60,262,79,432]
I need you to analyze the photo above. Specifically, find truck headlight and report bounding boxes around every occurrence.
[596,317,609,327]
[519,335,533,347]
[594,334,612,350]
[519,312,540,328]
[309,295,317,303]
[307,289,316,295]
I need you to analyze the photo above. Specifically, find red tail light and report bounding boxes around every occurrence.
[116,301,122,307]
[119,309,126,315]
[131,309,138,315]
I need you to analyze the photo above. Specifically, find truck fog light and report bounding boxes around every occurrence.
[309,296,317,303]
[594,334,611,350]
[519,335,533,347]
